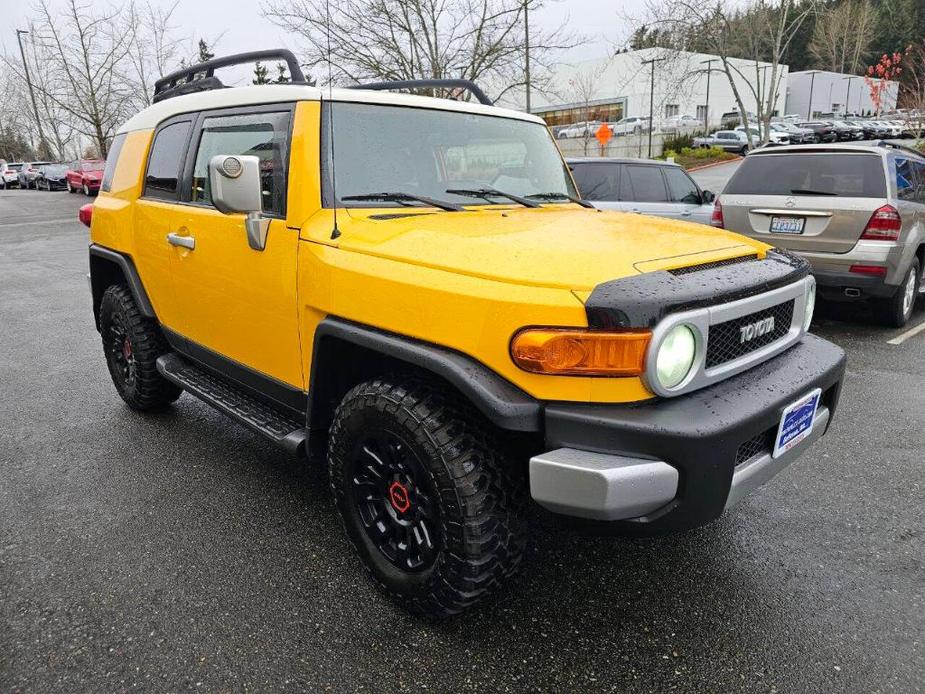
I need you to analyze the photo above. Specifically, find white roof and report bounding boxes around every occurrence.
[117,84,543,133]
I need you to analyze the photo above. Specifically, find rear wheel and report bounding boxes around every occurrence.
[83,183,90,196]
[99,285,182,410]
[328,377,527,619]
[876,258,920,328]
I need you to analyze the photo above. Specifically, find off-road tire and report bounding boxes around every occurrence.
[328,377,527,619]
[99,285,182,410]
[876,258,920,328]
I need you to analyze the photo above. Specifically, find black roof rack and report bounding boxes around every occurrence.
[348,79,493,106]
[152,49,306,104]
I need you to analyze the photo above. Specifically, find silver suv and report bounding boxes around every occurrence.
[716,143,925,326]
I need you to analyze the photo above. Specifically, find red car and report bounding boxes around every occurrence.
[66,159,105,195]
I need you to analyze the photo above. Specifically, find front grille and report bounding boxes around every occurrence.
[735,430,772,466]
[669,254,758,276]
[706,300,794,369]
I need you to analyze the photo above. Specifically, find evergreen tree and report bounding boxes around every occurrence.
[274,63,290,83]
[198,39,215,63]
[253,61,270,85]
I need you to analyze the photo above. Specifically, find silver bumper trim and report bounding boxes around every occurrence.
[724,405,831,510]
[529,448,679,521]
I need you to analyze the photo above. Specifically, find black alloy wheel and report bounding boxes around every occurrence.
[346,428,441,573]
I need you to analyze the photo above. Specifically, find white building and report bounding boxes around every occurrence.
[529,47,789,130]
[784,70,898,118]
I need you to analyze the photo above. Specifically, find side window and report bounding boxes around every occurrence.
[913,161,925,204]
[100,133,127,193]
[144,121,192,201]
[896,158,915,201]
[663,167,701,204]
[570,163,619,201]
[622,165,669,203]
[190,111,291,216]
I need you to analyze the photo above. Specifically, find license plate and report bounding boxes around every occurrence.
[769,216,805,234]
[773,388,822,458]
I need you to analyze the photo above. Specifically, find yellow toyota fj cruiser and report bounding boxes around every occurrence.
[83,50,846,618]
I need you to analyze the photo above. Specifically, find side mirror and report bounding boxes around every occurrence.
[208,154,269,251]
[701,190,715,204]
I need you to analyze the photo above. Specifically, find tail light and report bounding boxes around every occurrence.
[78,204,93,228]
[711,197,724,228]
[849,265,887,276]
[860,204,901,241]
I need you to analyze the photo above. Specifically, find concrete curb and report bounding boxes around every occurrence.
[685,156,742,172]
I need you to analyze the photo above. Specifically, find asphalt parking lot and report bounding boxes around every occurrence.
[1,189,923,693]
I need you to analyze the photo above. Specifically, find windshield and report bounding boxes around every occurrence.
[324,102,576,208]
[43,165,67,175]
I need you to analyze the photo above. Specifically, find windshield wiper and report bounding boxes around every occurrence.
[445,187,540,208]
[789,188,837,196]
[341,192,463,211]
[524,192,595,208]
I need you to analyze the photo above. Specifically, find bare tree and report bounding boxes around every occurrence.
[900,41,925,137]
[122,0,186,109]
[261,0,575,104]
[8,0,137,158]
[563,66,605,155]
[809,0,876,74]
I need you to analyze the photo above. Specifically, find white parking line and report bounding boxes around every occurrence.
[887,319,925,345]
[0,217,76,228]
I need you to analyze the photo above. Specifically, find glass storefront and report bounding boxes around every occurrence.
[535,100,627,127]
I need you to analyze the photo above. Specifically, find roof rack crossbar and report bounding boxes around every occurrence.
[348,79,493,106]
[153,49,306,103]
[874,140,924,157]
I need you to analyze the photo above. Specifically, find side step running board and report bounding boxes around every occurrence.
[156,353,307,455]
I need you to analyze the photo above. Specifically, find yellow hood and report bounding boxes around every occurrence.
[332,206,767,291]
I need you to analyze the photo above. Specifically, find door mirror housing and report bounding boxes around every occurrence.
[208,154,269,251]
[701,189,715,204]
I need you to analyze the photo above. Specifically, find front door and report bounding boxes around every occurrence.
[168,106,304,391]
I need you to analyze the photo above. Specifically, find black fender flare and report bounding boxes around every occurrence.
[88,244,156,325]
[307,317,542,433]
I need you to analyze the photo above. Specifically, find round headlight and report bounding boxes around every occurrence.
[656,324,697,389]
[803,282,816,332]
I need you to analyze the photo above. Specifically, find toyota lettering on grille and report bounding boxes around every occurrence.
[739,316,775,344]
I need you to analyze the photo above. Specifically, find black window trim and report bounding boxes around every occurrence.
[141,114,196,202]
[661,165,704,205]
[180,102,296,220]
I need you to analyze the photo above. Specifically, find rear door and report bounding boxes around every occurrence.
[662,166,710,223]
[719,151,889,252]
[619,163,673,217]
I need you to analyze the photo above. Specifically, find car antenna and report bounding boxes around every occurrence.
[325,0,340,240]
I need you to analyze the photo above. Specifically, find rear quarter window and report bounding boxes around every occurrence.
[724,153,887,198]
[100,134,126,193]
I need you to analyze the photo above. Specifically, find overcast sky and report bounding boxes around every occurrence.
[1,0,642,67]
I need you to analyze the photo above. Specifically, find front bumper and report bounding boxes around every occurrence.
[529,334,845,534]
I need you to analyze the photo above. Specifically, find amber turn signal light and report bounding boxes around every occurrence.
[510,328,651,376]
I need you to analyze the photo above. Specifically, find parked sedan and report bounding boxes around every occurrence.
[66,159,105,195]
[567,157,717,225]
[845,119,886,140]
[35,164,69,191]
[18,161,52,189]
[0,161,23,189]
[693,130,750,153]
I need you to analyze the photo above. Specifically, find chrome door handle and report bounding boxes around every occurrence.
[167,232,195,250]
